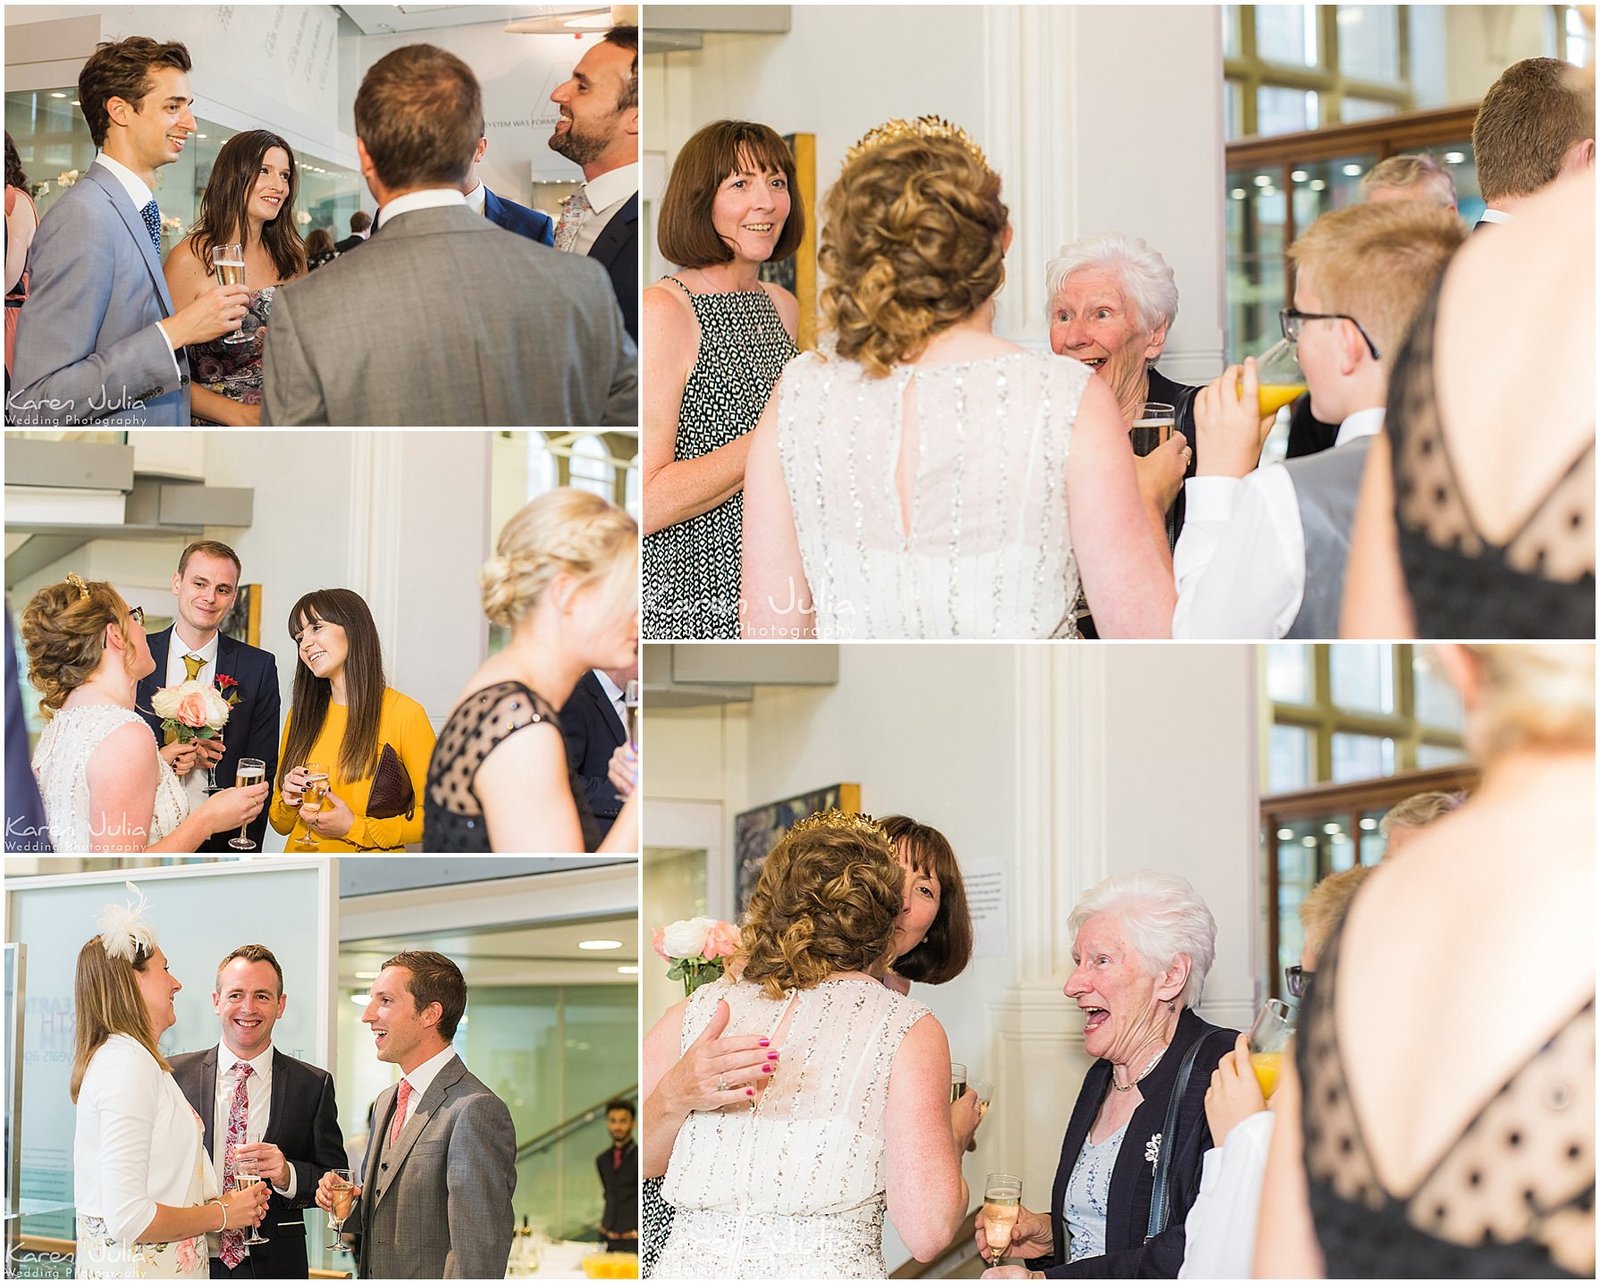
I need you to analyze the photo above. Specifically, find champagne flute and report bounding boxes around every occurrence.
[293,763,329,850]
[325,1168,355,1252]
[972,1077,994,1120]
[950,1061,968,1104]
[1131,400,1176,457]
[210,242,251,345]
[234,1160,269,1246]
[623,679,641,749]
[1247,997,1295,1098]
[230,757,266,850]
[981,1173,1022,1266]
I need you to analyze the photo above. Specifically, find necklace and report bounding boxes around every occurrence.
[1109,1046,1167,1092]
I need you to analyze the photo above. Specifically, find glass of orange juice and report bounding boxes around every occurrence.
[1247,998,1295,1098]
[1243,339,1309,418]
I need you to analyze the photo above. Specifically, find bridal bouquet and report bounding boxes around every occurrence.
[150,679,233,747]
[652,917,741,996]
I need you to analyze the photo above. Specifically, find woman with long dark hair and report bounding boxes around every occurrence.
[268,589,434,852]
[164,129,306,426]
[5,131,38,377]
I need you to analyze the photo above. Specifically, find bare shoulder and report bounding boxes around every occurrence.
[761,281,800,334]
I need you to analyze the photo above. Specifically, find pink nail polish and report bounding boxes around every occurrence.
[758,1038,769,1047]
[745,1088,754,1097]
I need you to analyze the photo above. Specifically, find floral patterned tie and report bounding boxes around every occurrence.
[554,188,592,253]
[388,1078,414,1146]
[220,1062,252,1268]
[182,653,204,681]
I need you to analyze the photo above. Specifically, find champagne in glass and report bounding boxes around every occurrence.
[1247,997,1295,1098]
[293,763,329,850]
[325,1168,355,1252]
[972,1077,994,1120]
[950,1061,968,1104]
[1131,401,1176,457]
[982,1173,1023,1266]
[234,1163,269,1246]
[623,679,641,749]
[210,241,251,345]
[230,757,267,850]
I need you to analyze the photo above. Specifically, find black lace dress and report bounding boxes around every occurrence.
[422,681,598,852]
[1387,277,1595,638]
[1298,921,1595,1278]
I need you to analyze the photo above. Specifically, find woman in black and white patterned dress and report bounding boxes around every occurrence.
[641,120,803,639]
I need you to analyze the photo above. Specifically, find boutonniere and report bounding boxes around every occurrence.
[214,673,243,709]
[1145,1133,1162,1167]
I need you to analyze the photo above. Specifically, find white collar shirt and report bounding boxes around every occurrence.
[164,629,222,812]
[571,162,638,256]
[463,181,487,217]
[593,668,627,726]
[377,188,467,229]
[210,1041,296,1199]
[393,1043,458,1134]
[93,153,183,371]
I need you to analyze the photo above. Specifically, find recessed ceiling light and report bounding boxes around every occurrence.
[617,965,640,975]
[1253,175,1272,187]
[1443,151,1465,165]
[1359,818,1378,830]
[578,939,623,951]
[1301,836,1318,847]
[1342,164,1362,177]
[50,92,66,98]
[1323,822,1341,834]
[1309,179,1327,191]
[1290,170,1308,182]
[1277,828,1294,840]
[349,993,370,1006]
[354,970,380,980]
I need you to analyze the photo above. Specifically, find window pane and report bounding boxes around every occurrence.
[1270,724,1314,792]
[1413,652,1465,731]
[1416,742,1469,769]
[1329,644,1394,714]
[1257,4,1320,66]
[1225,79,1245,141]
[1331,732,1394,782]
[1358,809,1386,864]
[1336,5,1401,82]
[1222,4,1242,58]
[1257,85,1319,136]
[1340,96,1397,123]
[1277,825,1318,986]
[569,433,611,499]
[1290,154,1376,228]
[1266,643,1312,704]
[1327,818,1357,871]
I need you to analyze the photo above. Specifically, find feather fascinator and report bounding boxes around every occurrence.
[95,881,158,964]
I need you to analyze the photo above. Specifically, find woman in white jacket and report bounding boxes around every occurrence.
[72,886,268,1278]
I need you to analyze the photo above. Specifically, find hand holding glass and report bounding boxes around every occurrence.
[1131,401,1176,457]
[1246,339,1308,418]
[234,1161,269,1245]
[325,1168,355,1252]
[229,758,266,850]
[210,242,251,345]
[982,1173,1023,1266]
[293,763,329,850]
[1248,998,1295,1098]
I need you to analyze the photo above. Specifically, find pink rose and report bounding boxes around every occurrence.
[651,926,669,963]
[175,691,210,728]
[703,920,742,962]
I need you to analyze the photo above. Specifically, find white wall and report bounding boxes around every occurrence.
[644,642,1263,1269]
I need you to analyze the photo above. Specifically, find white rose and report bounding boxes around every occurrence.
[150,685,183,719]
[661,916,714,959]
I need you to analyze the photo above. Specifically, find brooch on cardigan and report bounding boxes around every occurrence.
[1144,1133,1163,1166]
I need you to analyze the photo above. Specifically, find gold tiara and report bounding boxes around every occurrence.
[788,808,892,844]
[66,572,90,600]
[843,115,989,171]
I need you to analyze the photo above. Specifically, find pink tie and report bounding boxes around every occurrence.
[388,1079,413,1146]
[221,1062,252,1268]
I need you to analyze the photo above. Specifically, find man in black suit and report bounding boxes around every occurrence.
[135,540,279,851]
[334,209,371,253]
[464,136,555,245]
[595,1100,638,1253]
[549,25,639,340]
[171,945,345,1279]
[560,662,632,845]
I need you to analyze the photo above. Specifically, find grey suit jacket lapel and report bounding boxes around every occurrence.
[373,1055,468,1209]
[84,162,177,315]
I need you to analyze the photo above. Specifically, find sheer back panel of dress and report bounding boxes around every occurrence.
[775,350,1090,639]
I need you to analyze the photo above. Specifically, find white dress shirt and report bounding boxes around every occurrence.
[390,1043,458,1135]
[93,151,184,375]
[463,181,487,217]
[377,188,467,229]
[570,162,638,256]
[1177,1110,1275,1279]
[209,1043,295,1197]
[592,668,627,730]
[163,628,220,813]
[1477,207,1514,225]
[1171,407,1386,638]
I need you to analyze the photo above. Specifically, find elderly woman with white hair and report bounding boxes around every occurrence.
[979,873,1237,1278]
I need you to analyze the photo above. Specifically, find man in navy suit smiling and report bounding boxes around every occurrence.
[135,540,280,851]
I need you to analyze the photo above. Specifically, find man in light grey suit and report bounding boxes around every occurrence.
[8,36,248,426]
[317,950,515,1280]
[262,43,636,427]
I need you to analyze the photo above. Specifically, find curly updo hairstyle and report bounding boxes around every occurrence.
[481,487,638,629]
[740,814,904,1000]
[20,578,137,718]
[820,133,1008,378]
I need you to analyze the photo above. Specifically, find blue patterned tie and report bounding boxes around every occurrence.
[139,199,162,256]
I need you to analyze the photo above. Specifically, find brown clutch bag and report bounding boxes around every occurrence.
[367,742,415,821]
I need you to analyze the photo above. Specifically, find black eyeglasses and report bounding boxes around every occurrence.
[128,605,146,626]
[1279,307,1382,361]
[1284,964,1311,1000]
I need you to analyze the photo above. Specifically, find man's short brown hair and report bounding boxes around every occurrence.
[1360,154,1458,209]
[1299,865,1373,964]
[1289,201,1465,365]
[605,25,639,112]
[1472,57,1594,203]
[177,539,242,580]
[657,120,804,269]
[215,944,284,995]
[353,45,481,191]
[383,950,467,1040]
[78,37,192,149]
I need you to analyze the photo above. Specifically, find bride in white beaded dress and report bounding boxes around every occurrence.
[20,575,269,853]
[641,811,981,1278]
[740,117,1186,641]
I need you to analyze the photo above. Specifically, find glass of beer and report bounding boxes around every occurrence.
[325,1168,356,1252]
[293,762,329,851]
[234,1160,269,1245]
[1131,401,1176,457]
[1249,339,1308,418]
[950,1061,968,1103]
[229,757,267,850]
[1247,997,1295,1098]
[982,1173,1023,1266]
[209,241,251,345]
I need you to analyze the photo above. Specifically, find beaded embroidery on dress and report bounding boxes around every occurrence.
[33,705,187,853]
[654,976,929,1278]
[774,349,1091,639]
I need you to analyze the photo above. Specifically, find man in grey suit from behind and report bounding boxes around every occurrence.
[317,950,515,1280]
[8,36,248,426]
[262,43,636,427]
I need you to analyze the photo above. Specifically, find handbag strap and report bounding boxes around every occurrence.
[1144,1028,1209,1242]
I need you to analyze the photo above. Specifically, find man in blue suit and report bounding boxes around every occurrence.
[549,26,639,340]
[464,136,554,245]
[8,37,249,426]
[135,540,280,852]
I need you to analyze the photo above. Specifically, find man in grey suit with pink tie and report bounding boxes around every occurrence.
[318,950,515,1280]
[8,37,248,426]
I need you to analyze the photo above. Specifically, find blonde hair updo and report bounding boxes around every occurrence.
[1463,644,1594,761]
[20,578,137,718]
[481,487,638,628]
[820,132,1008,378]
